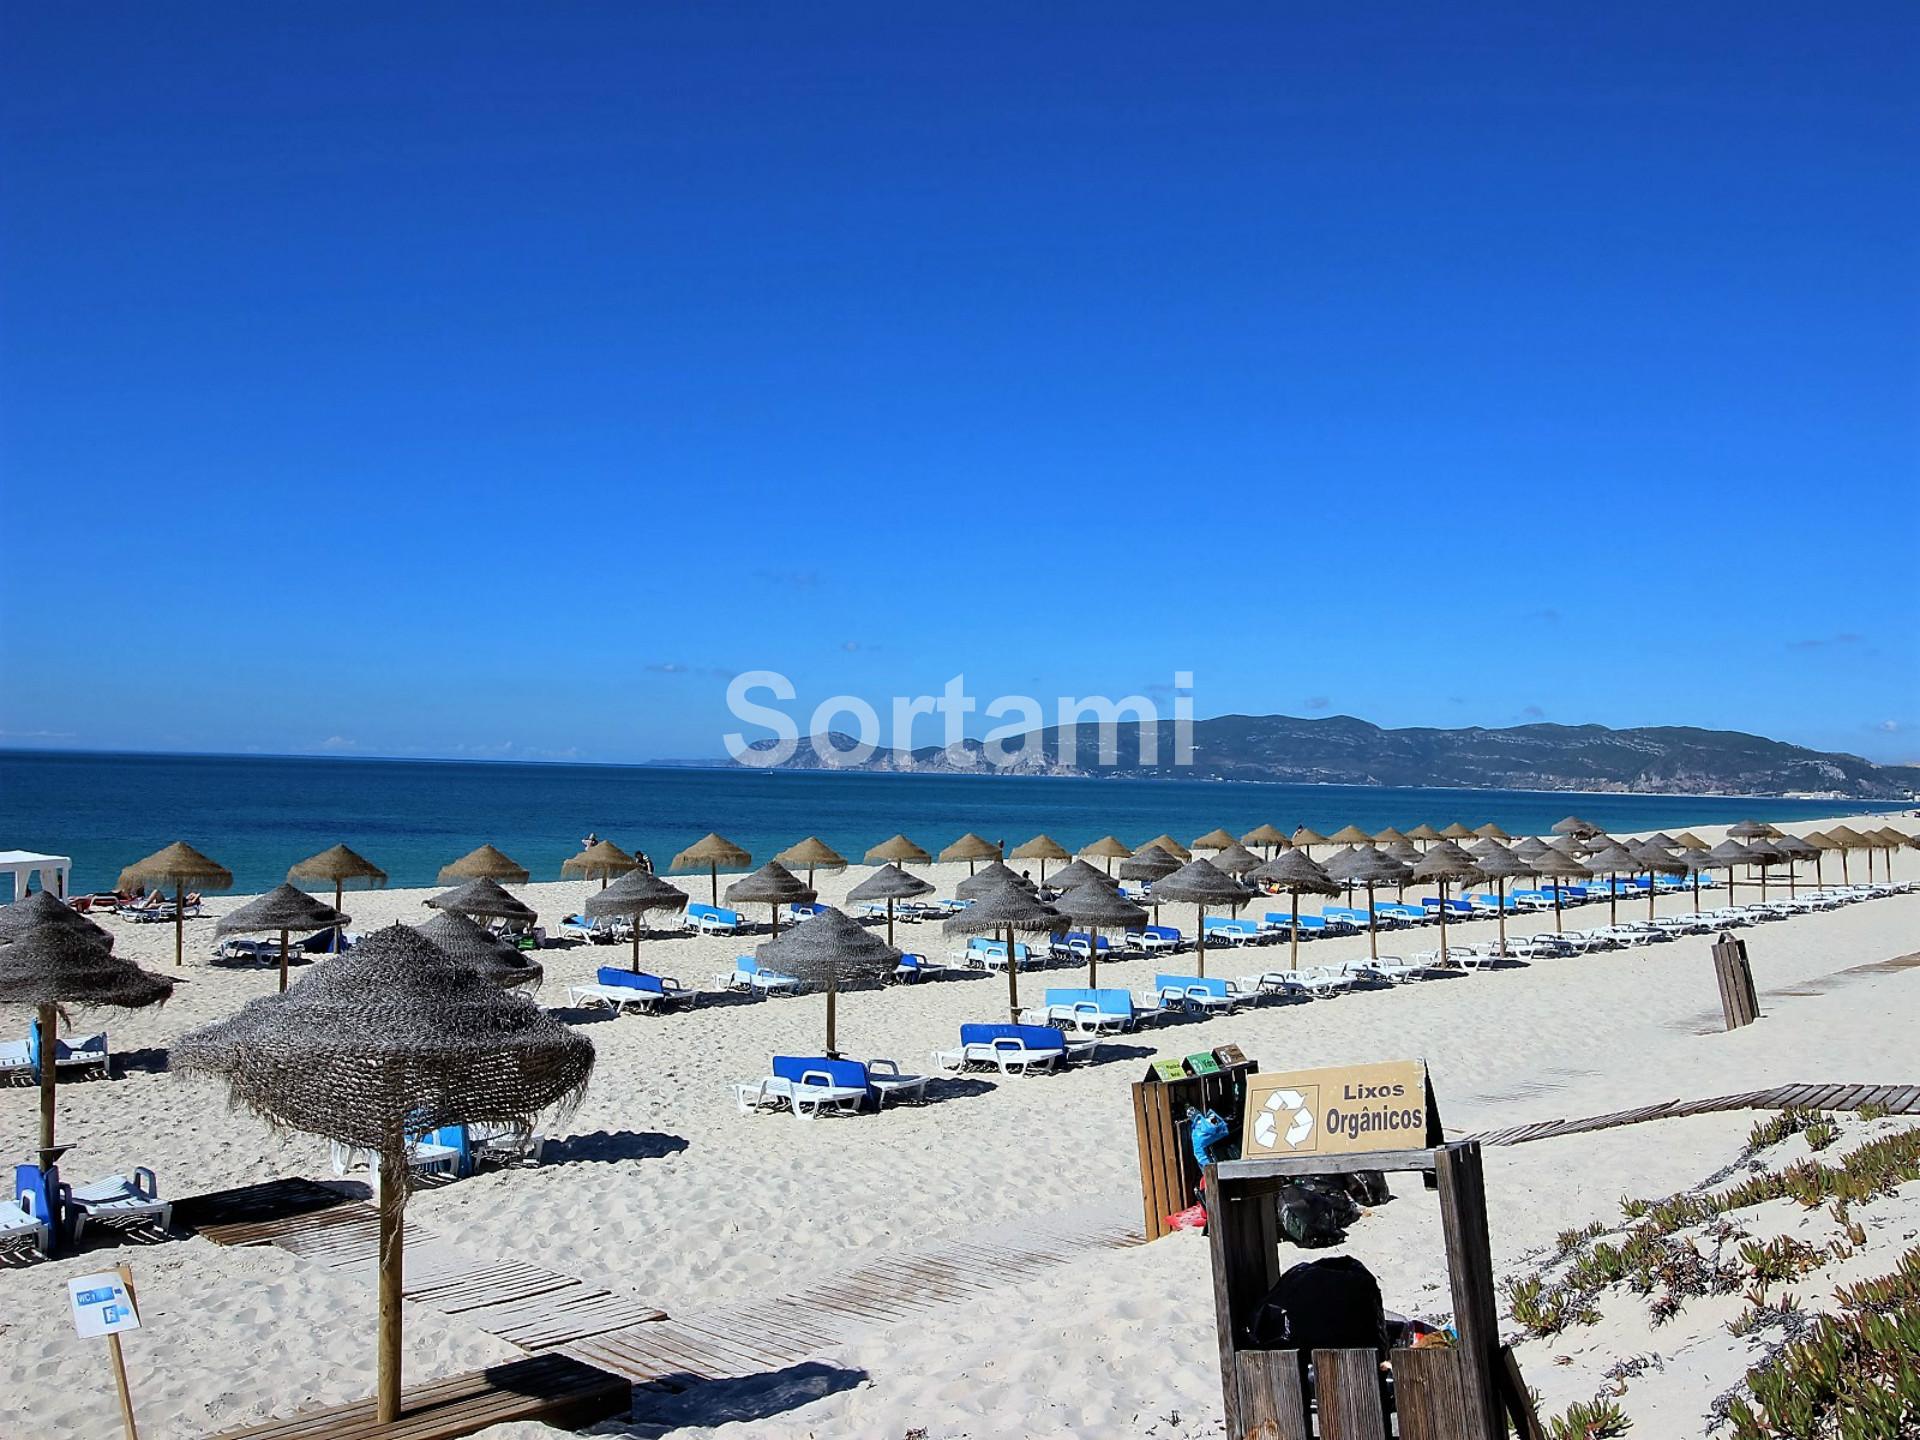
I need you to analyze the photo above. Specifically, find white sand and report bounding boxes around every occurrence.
[0,813,1914,1438]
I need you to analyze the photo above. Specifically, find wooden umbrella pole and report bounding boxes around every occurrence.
[709,864,718,906]
[1438,881,1449,967]
[279,929,290,993]
[630,928,641,973]
[1727,866,1736,905]
[376,1154,405,1423]
[885,899,894,948]
[1289,890,1300,971]
[1195,906,1207,978]
[1087,926,1098,990]
[1608,875,1617,927]
[1366,883,1378,960]
[825,983,838,1057]
[1498,879,1508,957]
[1005,925,1019,1021]
[1693,872,1701,914]
[770,905,780,938]
[1554,885,1563,933]
[37,1001,57,1155]
[174,883,184,967]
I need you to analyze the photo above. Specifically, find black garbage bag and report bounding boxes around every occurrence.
[1343,1169,1391,1207]
[1244,1255,1390,1356]
[1275,1179,1361,1246]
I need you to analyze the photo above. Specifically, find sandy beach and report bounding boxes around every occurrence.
[1,812,1915,1439]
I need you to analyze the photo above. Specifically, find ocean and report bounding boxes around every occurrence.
[0,749,1897,895]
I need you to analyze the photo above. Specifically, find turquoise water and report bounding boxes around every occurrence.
[0,750,1894,894]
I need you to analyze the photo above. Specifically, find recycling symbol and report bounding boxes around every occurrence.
[1253,1088,1315,1151]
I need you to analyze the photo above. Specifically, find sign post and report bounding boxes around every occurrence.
[68,1263,142,1440]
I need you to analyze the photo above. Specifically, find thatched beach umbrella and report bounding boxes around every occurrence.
[1800,831,1835,885]
[1671,846,1715,914]
[1647,832,1679,849]
[425,877,535,926]
[754,908,897,1055]
[943,884,1065,1020]
[1329,824,1373,848]
[1042,858,1113,895]
[217,883,350,992]
[1439,822,1476,843]
[119,841,232,968]
[416,910,543,990]
[955,860,1036,901]
[1010,835,1071,886]
[845,863,935,946]
[1727,819,1772,842]
[1630,842,1688,920]
[1771,834,1817,897]
[1290,827,1329,858]
[1080,835,1135,873]
[1674,831,1708,851]
[0,890,110,945]
[865,834,932,868]
[1409,841,1484,968]
[1582,841,1640,925]
[1472,842,1535,956]
[1140,834,1193,863]
[1383,839,1422,895]
[1743,836,1788,901]
[1211,841,1264,878]
[437,844,529,886]
[1706,839,1759,904]
[561,840,639,889]
[289,845,388,925]
[1241,824,1287,858]
[0,925,172,1166]
[1051,880,1146,989]
[1149,858,1246,978]
[1825,825,1872,885]
[671,833,752,905]
[725,861,817,937]
[1405,823,1442,850]
[1250,849,1338,971]
[1473,822,1512,841]
[1191,828,1238,854]
[584,869,690,969]
[939,833,1002,875]
[1118,844,1181,920]
[775,837,849,889]
[1551,816,1602,839]
[173,925,592,1424]
[1323,846,1411,960]
[1529,846,1592,931]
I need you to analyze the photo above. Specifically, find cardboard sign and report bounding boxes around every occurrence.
[68,1271,140,1339]
[1212,1043,1248,1068]
[1149,1058,1189,1083]
[1184,1052,1222,1076]
[1242,1060,1429,1158]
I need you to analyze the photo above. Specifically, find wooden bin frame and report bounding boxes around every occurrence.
[1203,1141,1538,1440]
[1132,1058,1259,1241]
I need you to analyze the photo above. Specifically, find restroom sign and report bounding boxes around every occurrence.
[1242,1060,1430,1157]
[68,1270,141,1339]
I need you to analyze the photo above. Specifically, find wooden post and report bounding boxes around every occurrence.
[173,882,184,967]
[825,981,838,1057]
[1437,881,1449,967]
[1366,883,1378,961]
[278,929,290,993]
[107,1262,141,1440]
[1196,905,1208,978]
[1314,1348,1387,1437]
[37,1000,57,1155]
[885,898,895,948]
[1712,933,1759,1030]
[1496,878,1508,957]
[1436,1142,1505,1440]
[1289,891,1300,971]
[376,1153,405,1424]
[1005,924,1020,1021]
[630,927,641,973]
[709,863,718,906]
[1087,926,1099,991]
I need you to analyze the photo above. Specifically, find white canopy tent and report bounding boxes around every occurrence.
[0,851,72,902]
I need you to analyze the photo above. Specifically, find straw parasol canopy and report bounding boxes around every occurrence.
[1118,845,1183,884]
[561,840,640,888]
[1139,834,1193,863]
[584,869,690,969]
[775,837,850,887]
[1250,849,1338,970]
[289,845,388,922]
[437,844,530,886]
[939,833,1003,874]
[1191,828,1238,853]
[0,924,174,1166]
[1149,858,1247,977]
[173,924,592,1422]
[119,841,233,968]
[217,884,351,991]
[956,860,1038,900]
[1080,835,1135,873]
[1647,832,1678,848]
[1473,822,1512,840]
[1629,841,1688,917]
[1471,841,1537,955]
[1728,819,1772,841]
[426,877,537,926]
[1512,836,1552,862]
[1241,824,1288,856]
[1405,823,1442,846]
[1290,827,1329,857]
[1582,841,1641,924]
[943,882,1066,1018]
[1528,845,1592,930]
[1041,858,1113,894]
[1409,842,1484,967]
[1438,822,1476,842]
[845,862,935,945]
[1329,824,1373,846]
[1674,831,1707,850]
[671,833,752,905]
[1668,845,1716,913]
[416,910,543,991]
[0,890,110,945]
[1323,846,1412,959]
[1051,880,1147,988]
[1373,826,1408,845]
[1706,838,1760,902]
[864,834,932,867]
[1210,842,1264,878]
[1010,835,1072,885]
[1551,816,1602,839]
[724,862,817,937]
[754,908,899,1055]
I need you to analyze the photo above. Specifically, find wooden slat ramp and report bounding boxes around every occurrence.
[565,1202,1146,1398]
[1461,1081,1920,1148]
[210,1352,630,1440]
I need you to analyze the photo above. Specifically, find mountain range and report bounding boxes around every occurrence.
[729,715,1920,799]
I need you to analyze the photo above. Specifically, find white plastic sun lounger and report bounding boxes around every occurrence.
[0,1197,50,1254]
[330,1137,460,1178]
[733,1071,869,1120]
[67,1169,171,1241]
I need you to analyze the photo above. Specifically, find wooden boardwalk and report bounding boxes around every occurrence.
[1462,1081,1920,1149]
[565,1203,1146,1395]
[210,1352,630,1440]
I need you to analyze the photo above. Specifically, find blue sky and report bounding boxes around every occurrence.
[2,4,1915,765]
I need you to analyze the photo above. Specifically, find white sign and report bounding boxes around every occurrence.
[68,1271,140,1339]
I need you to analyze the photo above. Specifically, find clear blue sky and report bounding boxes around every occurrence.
[3,4,1915,765]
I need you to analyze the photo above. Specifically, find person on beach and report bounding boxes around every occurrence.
[582,832,598,850]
